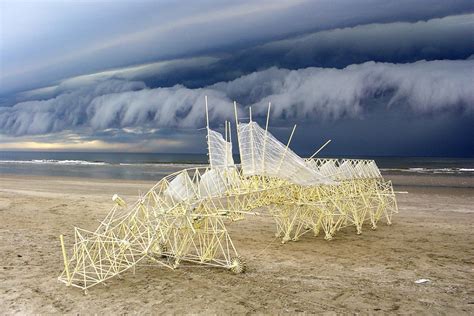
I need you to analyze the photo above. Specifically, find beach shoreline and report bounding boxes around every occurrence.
[0,173,473,314]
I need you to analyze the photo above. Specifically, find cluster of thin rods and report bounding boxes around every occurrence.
[58,99,398,292]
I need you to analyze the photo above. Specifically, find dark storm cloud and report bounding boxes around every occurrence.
[5,13,473,109]
[4,57,218,107]
[1,1,473,156]
[215,14,474,75]
[1,60,472,137]
[1,0,473,95]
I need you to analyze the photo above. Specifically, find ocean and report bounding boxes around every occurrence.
[0,151,473,181]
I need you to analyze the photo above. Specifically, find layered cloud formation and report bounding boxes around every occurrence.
[5,13,472,105]
[223,14,474,71]
[1,1,473,155]
[1,59,473,136]
[2,1,473,95]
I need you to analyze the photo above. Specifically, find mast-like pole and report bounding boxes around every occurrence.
[205,95,213,168]
[225,120,228,142]
[224,120,228,168]
[309,139,332,159]
[277,124,297,173]
[227,121,232,166]
[262,102,271,172]
[249,106,256,173]
[234,101,243,168]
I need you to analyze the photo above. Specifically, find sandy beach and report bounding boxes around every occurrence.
[0,173,473,314]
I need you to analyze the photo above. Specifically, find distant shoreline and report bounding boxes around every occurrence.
[1,151,473,181]
[0,171,473,189]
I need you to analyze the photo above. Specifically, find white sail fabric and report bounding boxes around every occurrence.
[337,161,355,180]
[318,160,338,179]
[237,122,333,186]
[336,160,382,179]
[207,129,234,168]
[353,161,367,178]
[367,161,382,178]
[164,171,196,202]
[198,169,228,197]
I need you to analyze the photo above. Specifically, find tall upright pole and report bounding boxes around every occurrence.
[228,121,232,144]
[225,120,228,142]
[205,96,213,168]
[227,121,232,166]
[262,102,271,171]
[224,120,228,168]
[234,101,243,168]
[249,106,256,172]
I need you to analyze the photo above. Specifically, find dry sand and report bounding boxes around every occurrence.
[0,173,473,314]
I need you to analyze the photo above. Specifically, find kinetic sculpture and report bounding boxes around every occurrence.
[58,97,398,292]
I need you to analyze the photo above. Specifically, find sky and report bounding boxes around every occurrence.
[0,0,473,156]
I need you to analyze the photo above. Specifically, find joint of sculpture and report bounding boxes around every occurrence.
[58,97,398,292]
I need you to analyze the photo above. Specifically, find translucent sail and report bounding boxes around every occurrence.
[318,160,338,179]
[237,122,333,186]
[198,169,228,197]
[207,129,234,168]
[164,171,196,202]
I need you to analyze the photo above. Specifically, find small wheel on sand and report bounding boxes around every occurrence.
[151,241,169,258]
[229,256,246,274]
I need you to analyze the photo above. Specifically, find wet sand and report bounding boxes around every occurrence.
[0,173,473,314]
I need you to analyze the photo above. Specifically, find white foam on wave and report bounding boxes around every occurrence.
[0,159,108,166]
[381,167,474,174]
[119,162,206,168]
[408,168,426,172]
[0,160,205,168]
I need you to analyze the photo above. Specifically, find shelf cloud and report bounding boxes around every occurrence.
[1,0,473,155]
[1,59,472,137]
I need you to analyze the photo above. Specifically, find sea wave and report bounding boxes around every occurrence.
[1,159,472,173]
[119,162,206,167]
[0,159,108,166]
[381,167,474,174]
[0,159,205,167]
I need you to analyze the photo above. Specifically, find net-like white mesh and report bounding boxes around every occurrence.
[337,161,355,180]
[335,160,383,180]
[164,171,196,202]
[305,158,383,180]
[198,169,228,197]
[237,122,333,186]
[367,161,382,178]
[207,129,234,168]
[353,161,367,178]
[318,160,338,178]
